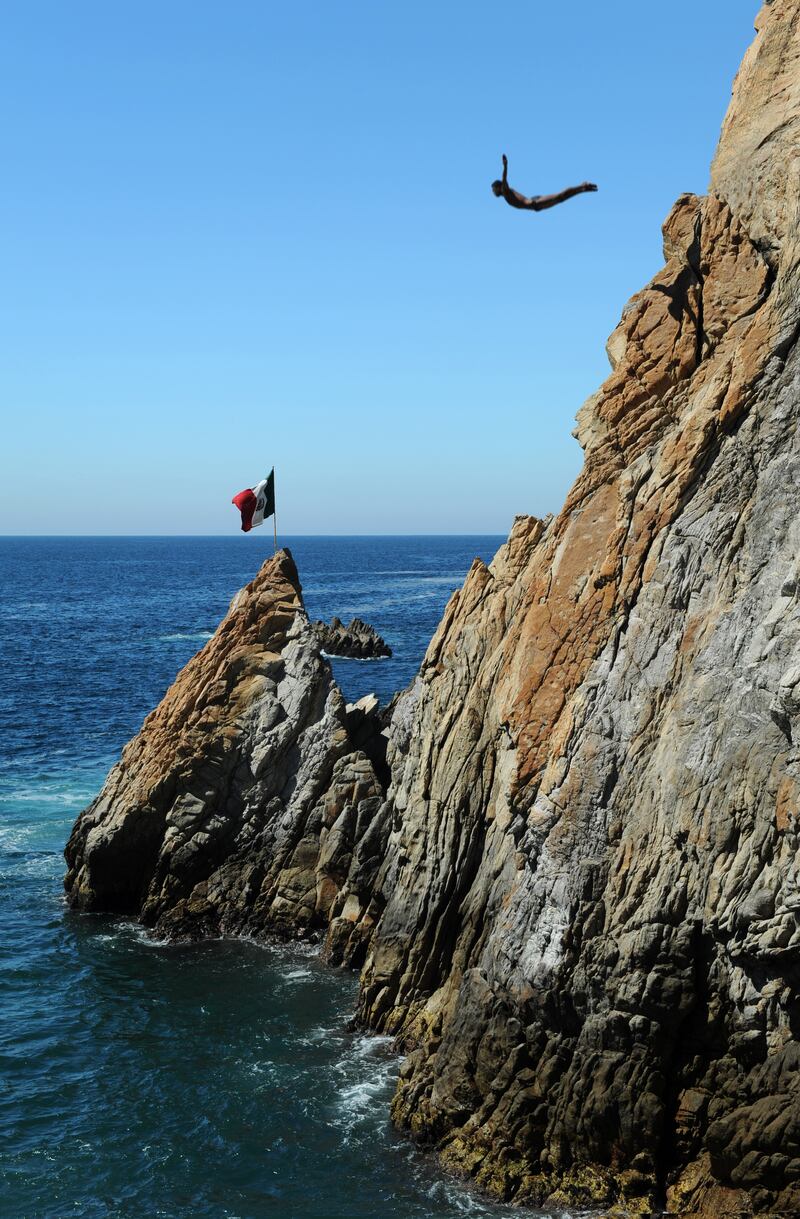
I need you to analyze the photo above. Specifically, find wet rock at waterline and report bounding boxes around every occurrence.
[354,4,800,1214]
[65,4,800,1214]
[313,616,392,659]
[65,550,387,963]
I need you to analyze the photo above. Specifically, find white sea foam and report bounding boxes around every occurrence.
[321,651,388,662]
[2,788,95,805]
[0,823,64,857]
[16,853,61,880]
[236,933,323,964]
[303,1024,337,1046]
[360,570,466,578]
[0,825,34,850]
[338,1072,393,1119]
[334,1034,399,1129]
[111,919,176,949]
[414,575,467,584]
[158,631,213,643]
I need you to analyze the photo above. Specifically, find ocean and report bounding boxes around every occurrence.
[0,535,585,1219]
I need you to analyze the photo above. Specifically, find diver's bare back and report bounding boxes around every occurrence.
[492,154,597,211]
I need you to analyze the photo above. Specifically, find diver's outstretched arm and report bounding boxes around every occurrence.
[499,155,540,209]
[530,182,598,210]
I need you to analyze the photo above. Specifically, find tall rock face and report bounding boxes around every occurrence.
[356,4,800,1215]
[64,6,800,1215]
[65,550,387,963]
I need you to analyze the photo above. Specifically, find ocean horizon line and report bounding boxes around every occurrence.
[0,531,509,540]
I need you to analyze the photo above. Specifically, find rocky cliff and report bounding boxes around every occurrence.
[65,3,800,1214]
[64,550,388,965]
[355,3,800,1214]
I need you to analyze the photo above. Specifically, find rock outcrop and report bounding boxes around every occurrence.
[65,551,388,961]
[65,5,800,1215]
[352,4,800,1215]
[313,616,392,659]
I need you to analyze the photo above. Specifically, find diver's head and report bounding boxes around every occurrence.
[491,180,503,197]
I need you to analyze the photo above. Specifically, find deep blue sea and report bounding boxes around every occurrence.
[0,535,578,1219]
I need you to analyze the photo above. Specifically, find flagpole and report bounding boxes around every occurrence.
[273,468,278,554]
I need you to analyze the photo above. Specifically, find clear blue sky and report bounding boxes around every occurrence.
[1,1,757,535]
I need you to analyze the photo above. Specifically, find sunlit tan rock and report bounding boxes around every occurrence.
[65,550,387,957]
[64,4,800,1212]
[355,5,800,1213]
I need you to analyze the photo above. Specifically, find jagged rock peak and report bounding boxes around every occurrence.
[711,0,800,268]
[64,548,389,962]
[62,7,800,1215]
[353,6,800,1216]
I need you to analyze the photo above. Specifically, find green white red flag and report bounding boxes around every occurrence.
[232,469,275,533]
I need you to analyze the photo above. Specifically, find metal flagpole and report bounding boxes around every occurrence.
[273,469,278,554]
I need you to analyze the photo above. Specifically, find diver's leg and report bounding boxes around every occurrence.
[533,182,597,210]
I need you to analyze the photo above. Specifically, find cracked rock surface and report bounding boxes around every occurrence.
[64,4,800,1214]
[354,4,800,1214]
[64,550,387,961]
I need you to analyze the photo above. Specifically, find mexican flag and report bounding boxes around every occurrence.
[232,469,275,533]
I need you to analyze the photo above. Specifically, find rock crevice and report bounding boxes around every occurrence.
[65,550,388,963]
[65,5,800,1213]
[353,6,800,1214]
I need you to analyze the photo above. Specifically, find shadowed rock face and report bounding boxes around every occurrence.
[313,616,392,659]
[353,4,800,1215]
[65,5,800,1214]
[65,550,388,963]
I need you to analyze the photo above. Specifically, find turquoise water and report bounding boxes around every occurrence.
[1,536,577,1219]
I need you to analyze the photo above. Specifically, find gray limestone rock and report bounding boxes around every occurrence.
[65,550,386,958]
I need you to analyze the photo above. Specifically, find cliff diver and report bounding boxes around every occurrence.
[492,154,597,211]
